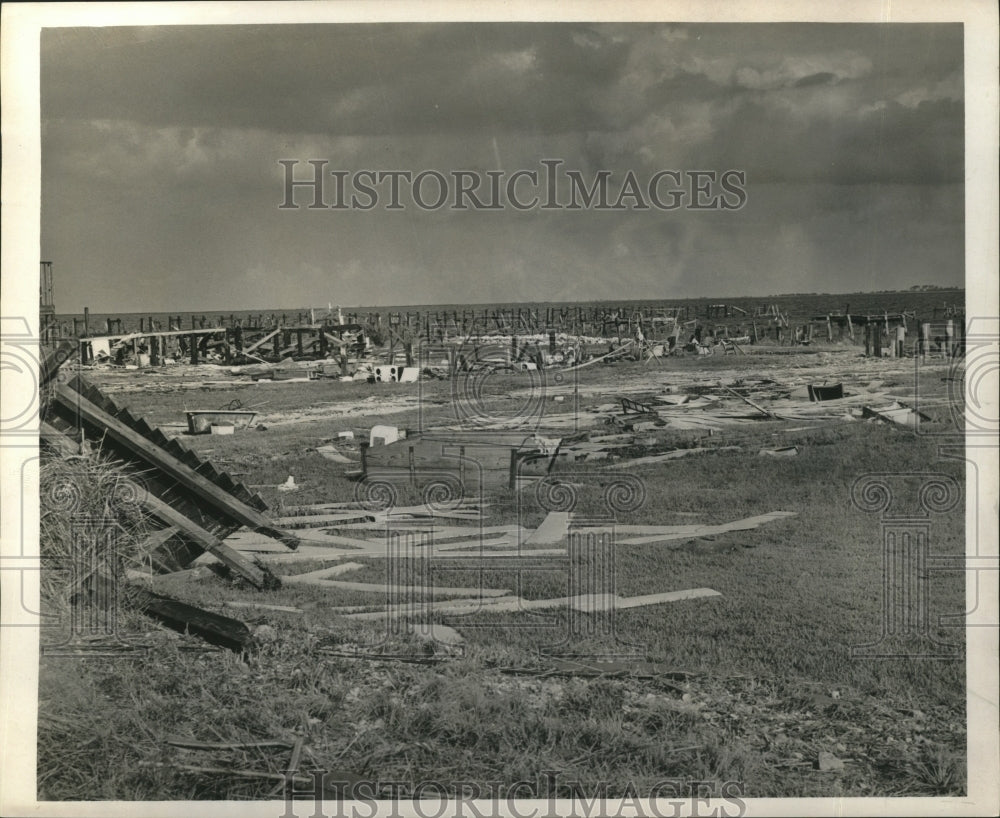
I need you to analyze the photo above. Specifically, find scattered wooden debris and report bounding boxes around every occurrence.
[621,397,656,414]
[610,511,797,546]
[315,445,356,464]
[862,403,931,430]
[723,385,775,418]
[344,587,721,620]
[186,409,257,434]
[280,562,365,583]
[135,589,254,653]
[523,511,570,544]
[298,579,514,596]
[42,373,299,587]
[758,446,799,457]
[613,446,741,468]
[410,622,465,646]
[807,383,844,402]
[221,601,305,614]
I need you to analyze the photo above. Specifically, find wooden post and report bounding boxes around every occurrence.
[296,330,304,356]
[150,336,159,366]
[945,319,954,358]
[189,335,199,364]
[826,316,833,342]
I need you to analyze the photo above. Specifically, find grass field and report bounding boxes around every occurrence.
[37,347,968,800]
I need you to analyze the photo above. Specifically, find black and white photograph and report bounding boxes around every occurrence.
[1,2,997,816]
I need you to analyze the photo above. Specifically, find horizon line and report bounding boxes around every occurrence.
[54,286,966,317]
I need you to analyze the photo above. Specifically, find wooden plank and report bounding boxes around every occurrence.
[274,511,374,528]
[40,340,77,387]
[615,511,797,545]
[85,326,227,344]
[221,602,305,614]
[130,480,279,589]
[345,586,720,619]
[524,511,570,544]
[299,579,513,595]
[281,562,365,582]
[39,420,81,456]
[51,384,298,549]
[612,447,741,467]
[293,530,389,549]
[137,526,181,553]
[253,549,354,563]
[42,419,279,587]
[610,588,722,609]
[135,590,253,652]
[242,327,281,354]
[722,386,774,418]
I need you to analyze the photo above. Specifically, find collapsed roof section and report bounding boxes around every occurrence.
[40,355,297,588]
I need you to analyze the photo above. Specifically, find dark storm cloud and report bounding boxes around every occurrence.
[42,24,631,136]
[40,22,965,310]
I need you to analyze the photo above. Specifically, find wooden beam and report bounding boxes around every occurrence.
[133,589,253,652]
[84,327,227,344]
[40,340,77,388]
[323,332,349,350]
[243,328,281,355]
[134,485,279,589]
[49,387,299,549]
[41,421,280,588]
[722,386,774,419]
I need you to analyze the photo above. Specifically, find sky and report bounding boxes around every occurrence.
[40,22,964,312]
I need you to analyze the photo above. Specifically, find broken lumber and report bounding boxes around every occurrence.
[290,579,513,596]
[523,511,570,544]
[242,328,281,355]
[345,587,721,620]
[562,340,635,371]
[613,447,740,468]
[135,590,254,652]
[722,386,774,418]
[51,384,299,549]
[280,562,365,582]
[39,419,278,589]
[126,473,280,589]
[222,601,305,614]
[614,511,797,545]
